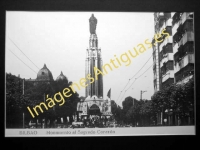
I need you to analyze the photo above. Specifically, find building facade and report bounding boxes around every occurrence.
[152,12,194,126]
[152,12,174,92]
[152,13,161,92]
[152,12,194,91]
[172,12,194,84]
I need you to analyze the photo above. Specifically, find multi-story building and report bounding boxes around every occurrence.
[152,12,174,92]
[152,12,194,126]
[153,12,194,90]
[152,12,174,125]
[172,12,194,84]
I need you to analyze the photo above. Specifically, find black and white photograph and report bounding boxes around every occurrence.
[5,11,195,136]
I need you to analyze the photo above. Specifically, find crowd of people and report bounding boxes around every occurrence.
[28,115,115,128]
[71,115,113,128]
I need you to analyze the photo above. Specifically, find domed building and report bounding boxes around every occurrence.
[56,71,68,82]
[36,64,54,81]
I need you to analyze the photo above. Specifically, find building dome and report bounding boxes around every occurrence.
[56,71,68,82]
[36,64,54,81]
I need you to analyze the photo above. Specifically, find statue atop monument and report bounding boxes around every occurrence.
[89,14,97,34]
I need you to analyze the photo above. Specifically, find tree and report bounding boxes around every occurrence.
[6,73,32,128]
[121,96,141,125]
[6,73,81,128]
[151,76,194,125]
[139,100,154,126]
[53,80,80,125]
[122,96,135,124]
[122,96,135,113]
[111,100,122,123]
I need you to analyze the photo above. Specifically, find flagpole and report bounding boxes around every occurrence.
[109,88,111,105]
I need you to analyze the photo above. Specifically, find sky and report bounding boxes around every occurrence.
[5,11,154,107]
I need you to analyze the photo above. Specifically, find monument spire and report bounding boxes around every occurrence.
[85,14,103,98]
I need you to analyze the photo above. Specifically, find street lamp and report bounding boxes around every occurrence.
[165,109,173,125]
[168,109,173,125]
[23,113,25,128]
[164,118,167,126]
[140,90,147,100]
[165,109,168,125]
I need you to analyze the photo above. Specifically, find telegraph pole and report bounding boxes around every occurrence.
[140,90,147,100]
[23,78,25,95]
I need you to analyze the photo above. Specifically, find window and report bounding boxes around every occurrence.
[166,43,173,53]
[42,72,45,75]
[166,61,174,70]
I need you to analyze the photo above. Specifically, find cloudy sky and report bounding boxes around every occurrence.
[6,11,154,106]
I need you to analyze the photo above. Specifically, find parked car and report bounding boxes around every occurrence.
[71,122,85,128]
[57,124,65,128]
[108,122,117,127]
[125,124,131,127]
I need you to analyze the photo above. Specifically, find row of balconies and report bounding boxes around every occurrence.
[154,12,194,86]
[172,13,193,42]
[174,63,194,83]
[156,12,172,35]
[172,12,181,26]
[161,66,173,76]
[176,74,193,85]
[158,21,172,38]
[160,53,174,68]
[160,48,173,63]
[159,36,173,56]
[162,70,174,83]
[174,53,194,73]
[178,31,193,47]
[180,12,193,26]
[153,67,174,85]
[162,78,174,89]
[174,32,194,61]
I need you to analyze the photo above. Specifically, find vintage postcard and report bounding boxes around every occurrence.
[5,11,195,136]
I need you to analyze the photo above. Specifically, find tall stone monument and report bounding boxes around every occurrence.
[85,14,103,98]
[77,14,112,121]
